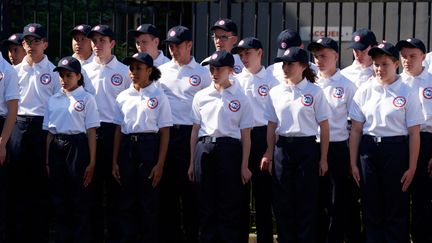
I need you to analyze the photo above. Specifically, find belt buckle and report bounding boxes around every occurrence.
[130,135,138,142]
[204,136,217,143]
[373,136,382,143]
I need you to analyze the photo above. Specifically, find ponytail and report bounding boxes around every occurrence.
[302,64,317,83]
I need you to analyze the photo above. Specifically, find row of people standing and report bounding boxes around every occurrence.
[0,17,430,243]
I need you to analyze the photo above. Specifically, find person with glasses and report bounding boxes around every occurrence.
[201,18,244,75]
[1,33,26,66]
[8,23,60,243]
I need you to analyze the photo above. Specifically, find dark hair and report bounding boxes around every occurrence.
[77,72,84,86]
[150,66,161,81]
[302,64,317,83]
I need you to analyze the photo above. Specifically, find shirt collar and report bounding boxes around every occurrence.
[318,69,341,84]
[402,67,428,81]
[282,78,309,90]
[167,57,197,69]
[209,79,238,95]
[22,55,49,70]
[56,86,86,97]
[154,51,166,63]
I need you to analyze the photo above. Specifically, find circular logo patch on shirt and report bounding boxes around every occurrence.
[0,72,3,81]
[111,74,123,86]
[258,84,269,96]
[333,87,344,98]
[233,65,242,74]
[393,96,406,108]
[147,97,158,109]
[228,100,241,112]
[40,73,51,85]
[301,94,314,106]
[73,100,85,112]
[423,87,432,99]
[189,75,201,86]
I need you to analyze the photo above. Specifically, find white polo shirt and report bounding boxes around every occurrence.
[401,68,432,133]
[423,52,432,70]
[201,54,244,75]
[349,76,424,136]
[14,55,61,116]
[192,81,254,139]
[236,66,279,127]
[153,50,170,67]
[266,61,318,82]
[265,78,330,137]
[73,52,95,67]
[0,56,20,116]
[114,83,173,134]
[82,56,131,123]
[158,57,212,125]
[340,60,375,88]
[43,86,100,134]
[80,69,96,95]
[316,70,357,141]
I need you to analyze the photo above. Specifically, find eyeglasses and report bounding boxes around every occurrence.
[23,38,43,46]
[212,35,235,41]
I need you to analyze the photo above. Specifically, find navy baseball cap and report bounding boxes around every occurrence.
[163,26,192,44]
[368,42,399,60]
[231,37,263,54]
[307,37,339,53]
[54,56,81,74]
[2,33,24,47]
[396,38,426,54]
[23,23,47,39]
[129,24,159,38]
[71,24,92,37]
[123,52,154,67]
[349,28,377,51]
[277,29,302,57]
[87,25,115,39]
[202,50,234,68]
[210,19,238,35]
[274,47,309,64]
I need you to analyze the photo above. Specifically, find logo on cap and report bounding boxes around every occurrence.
[280,42,287,49]
[258,84,269,96]
[29,26,35,33]
[211,53,218,60]
[354,36,361,42]
[317,38,323,43]
[423,87,432,99]
[407,38,412,42]
[218,20,225,26]
[301,94,314,106]
[233,65,242,74]
[94,25,101,31]
[61,59,69,65]
[10,35,16,40]
[77,25,84,30]
[137,26,142,30]
[393,96,406,108]
[378,43,385,48]
[228,100,241,112]
[169,31,176,37]
[189,75,201,86]
[111,74,123,86]
[238,40,244,46]
[133,53,139,58]
[333,87,344,99]
[73,100,85,112]
[0,72,3,81]
[40,73,51,85]
[147,97,158,109]
[284,49,290,56]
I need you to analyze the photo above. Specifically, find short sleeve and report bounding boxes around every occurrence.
[313,89,331,123]
[84,94,101,129]
[349,89,366,123]
[157,93,173,128]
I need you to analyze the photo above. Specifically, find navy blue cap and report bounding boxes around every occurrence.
[349,28,377,51]
[71,24,92,36]
[87,25,115,40]
[54,56,81,74]
[163,26,192,44]
[210,19,238,35]
[307,37,339,53]
[2,33,24,46]
[276,29,302,57]
[368,42,399,60]
[231,37,263,54]
[23,23,47,39]
[274,47,309,64]
[123,52,154,67]
[129,24,159,38]
[202,50,234,68]
[396,38,426,54]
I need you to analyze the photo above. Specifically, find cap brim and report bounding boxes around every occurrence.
[128,30,154,38]
[368,47,390,58]
[53,66,79,73]
[231,46,246,54]
[1,39,20,46]
[395,40,425,53]
[70,29,87,36]
[201,60,233,68]
[349,42,368,51]
[23,33,43,39]
[87,30,114,39]
[274,56,298,63]
[162,37,184,45]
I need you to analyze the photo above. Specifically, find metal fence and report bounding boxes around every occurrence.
[1,0,432,68]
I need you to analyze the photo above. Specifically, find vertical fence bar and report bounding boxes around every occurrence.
[59,0,63,58]
[413,2,417,37]
[125,0,129,57]
[267,2,272,65]
[296,2,300,32]
[99,0,103,23]
[254,1,258,37]
[368,2,372,30]
[72,0,76,26]
[46,0,50,41]
[353,2,357,32]
[338,2,342,67]
[85,0,89,24]
[33,0,37,22]
[310,2,314,44]
[382,2,386,40]
[324,2,328,37]
[428,2,431,51]
[397,2,401,41]
[240,2,244,38]
[192,2,196,56]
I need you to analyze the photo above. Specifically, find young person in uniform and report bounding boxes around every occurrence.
[111,52,172,243]
[396,38,432,243]
[267,29,318,82]
[308,37,357,243]
[157,25,211,243]
[261,47,330,243]
[44,56,99,243]
[349,42,423,243]
[201,19,244,75]
[2,33,25,66]
[71,24,94,66]
[341,28,377,88]
[232,37,278,243]
[129,24,170,67]
[82,24,131,243]
[188,50,253,243]
[0,52,19,243]
[8,23,60,243]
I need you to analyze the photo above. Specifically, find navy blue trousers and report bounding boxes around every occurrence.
[0,117,7,242]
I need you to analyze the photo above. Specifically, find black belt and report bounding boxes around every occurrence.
[17,115,44,123]
[54,133,86,141]
[124,133,158,142]
[420,132,432,140]
[363,135,407,143]
[278,136,316,143]
[171,124,193,130]
[99,122,118,129]
[199,136,239,144]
